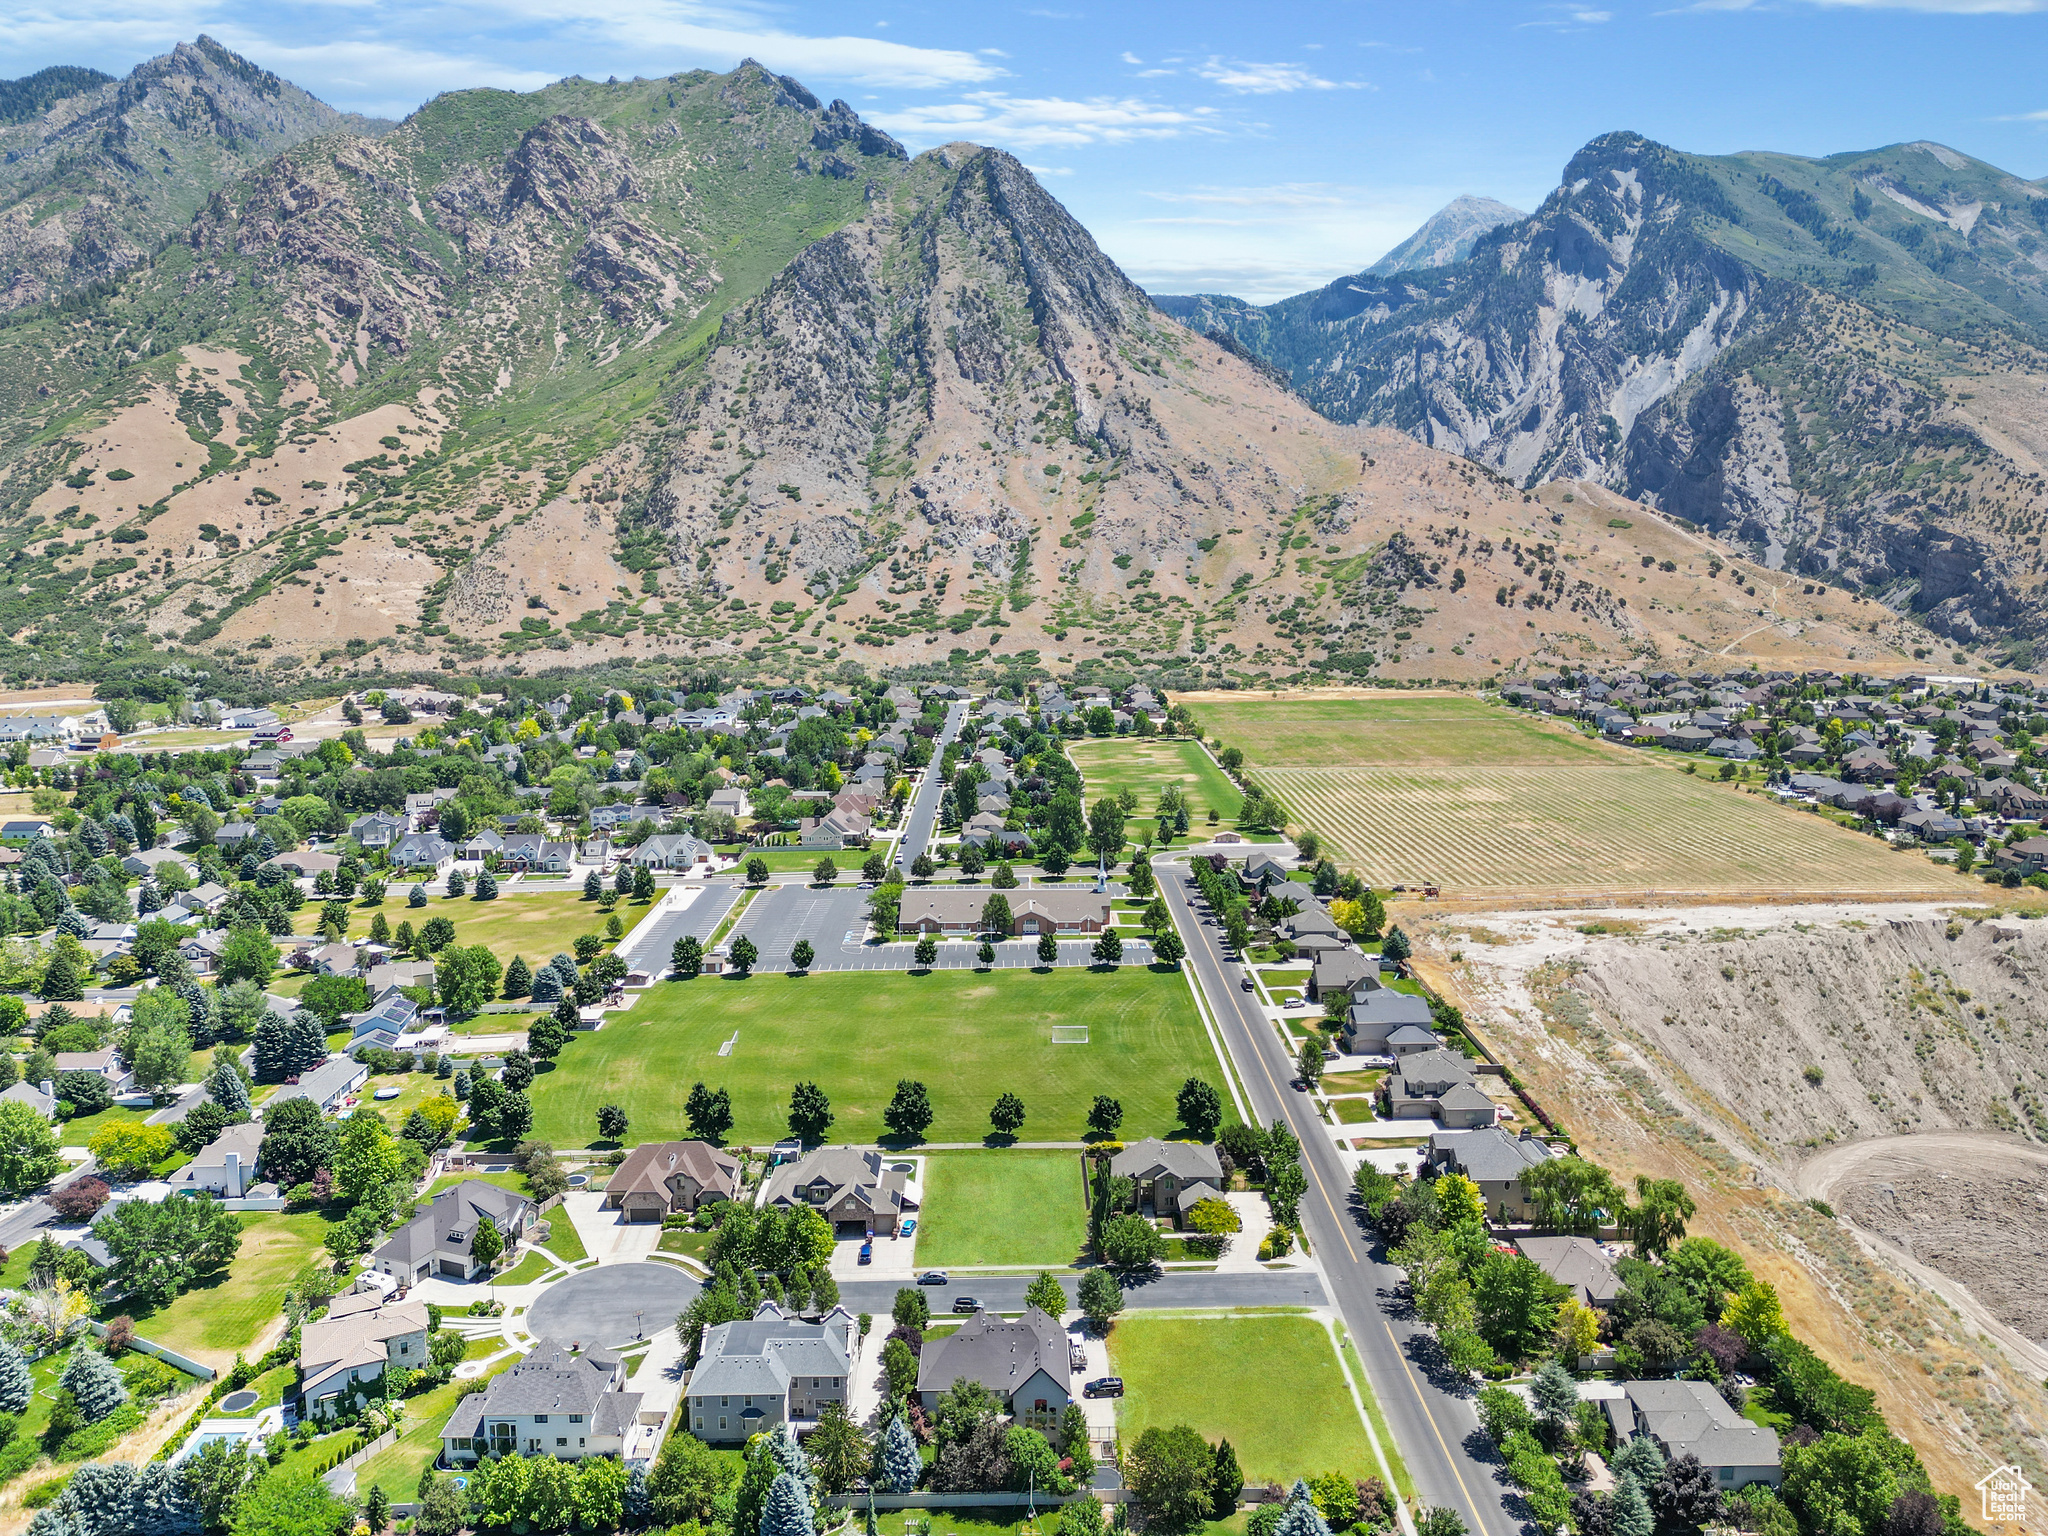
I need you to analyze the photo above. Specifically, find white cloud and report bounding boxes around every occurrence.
[1025,163,1074,175]
[1992,108,2048,120]
[1095,180,1460,303]
[869,91,1223,148]
[1120,50,1143,63]
[1194,57,1361,93]
[1676,0,2045,9]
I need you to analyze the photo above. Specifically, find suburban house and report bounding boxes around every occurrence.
[348,813,407,850]
[686,1302,857,1443]
[389,834,455,875]
[52,1048,128,1087]
[442,1339,643,1465]
[632,834,717,872]
[1385,1050,1496,1129]
[166,1121,265,1200]
[1424,1127,1562,1222]
[915,1306,1072,1434]
[1309,951,1378,1001]
[1515,1235,1622,1310]
[1342,990,1436,1053]
[760,1148,916,1236]
[0,1081,53,1119]
[502,834,573,873]
[1608,1380,1782,1489]
[299,1293,431,1416]
[1110,1138,1225,1224]
[796,806,870,850]
[603,1141,741,1221]
[371,1180,535,1285]
[896,889,1110,936]
[263,851,341,881]
[706,787,752,820]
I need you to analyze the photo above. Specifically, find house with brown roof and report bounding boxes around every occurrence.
[897,889,1109,936]
[603,1141,740,1222]
[760,1147,916,1236]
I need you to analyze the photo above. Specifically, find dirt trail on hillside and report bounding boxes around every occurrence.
[1412,902,2048,1501]
[1796,1134,2048,1374]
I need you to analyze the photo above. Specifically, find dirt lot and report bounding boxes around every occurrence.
[1800,1134,2048,1368]
[1413,900,2048,1508]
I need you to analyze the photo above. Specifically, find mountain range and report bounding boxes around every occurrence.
[1154,134,2048,665]
[0,42,2003,694]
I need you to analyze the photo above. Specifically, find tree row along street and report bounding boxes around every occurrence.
[1157,857,1522,1536]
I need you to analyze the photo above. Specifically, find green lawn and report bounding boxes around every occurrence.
[122,1209,341,1368]
[1067,738,1242,825]
[58,1103,153,1149]
[1331,1098,1384,1125]
[496,1249,553,1286]
[524,967,1230,1149]
[657,1229,714,1261]
[301,888,631,980]
[1109,1315,1374,1485]
[915,1151,1088,1267]
[542,1215,588,1265]
[357,1354,516,1501]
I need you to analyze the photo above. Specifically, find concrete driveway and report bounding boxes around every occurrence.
[560,1190,663,1264]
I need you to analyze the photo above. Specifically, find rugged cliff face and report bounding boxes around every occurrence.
[0,39,390,312]
[0,61,1958,685]
[1187,133,2048,652]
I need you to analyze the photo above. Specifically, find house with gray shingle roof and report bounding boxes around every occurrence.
[760,1148,916,1236]
[443,1338,642,1464]
[372,1178,534,1285]
[916,1305,1072,1434]
[1110,1138,1223,1223]
[1610,1380,1782,1490]
[1424,1127,1561,1221]
[1515,1235,1622,1310]
[684,1301,856,1443]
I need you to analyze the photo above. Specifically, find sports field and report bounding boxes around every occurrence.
[1195,693,1969,895]
[524,967,1231,1148]
[1067,738,1243,823]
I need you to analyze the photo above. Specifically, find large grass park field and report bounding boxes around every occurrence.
[1189,692,1969,895]
[1067,738,1243,825]
[524,966,1232,1148]
[296,887,628,971]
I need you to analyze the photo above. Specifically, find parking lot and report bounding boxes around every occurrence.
[725,883,1153,972]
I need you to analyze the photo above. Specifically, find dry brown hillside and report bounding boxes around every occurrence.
[1409,902,2048,1513]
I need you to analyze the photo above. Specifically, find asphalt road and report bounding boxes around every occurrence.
[1158,861,1520,1536]
[894,701,968,872]
[523,1260,1330,1349]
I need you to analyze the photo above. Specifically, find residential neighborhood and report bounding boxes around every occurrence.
[0,669,2002,1536]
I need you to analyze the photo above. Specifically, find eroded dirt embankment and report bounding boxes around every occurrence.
[1410,902,2048,1509]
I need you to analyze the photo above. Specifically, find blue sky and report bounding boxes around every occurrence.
[4,0,2047,301]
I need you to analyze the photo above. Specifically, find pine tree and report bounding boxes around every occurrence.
[130,1459,200,1536]
[1273,1482,1332,1536]
[0,1339,31,1414]
[61,1345,129,1423]
[584,871,603,900]
[475,870,498,900]
[879,1413,921,1493]
[1211,1439,1243,1518]
[286,1012,327,1075]
[205,1056,252,1118]
[251,1011,290,1082]
[760,1471,816,1536]
[1610,1475,1653,1536]
[503,955,533,997]
[408,884,428,908]
[39,948,83,1002]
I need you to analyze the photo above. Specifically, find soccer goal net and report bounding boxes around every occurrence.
[1050,1025,1090,1045]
